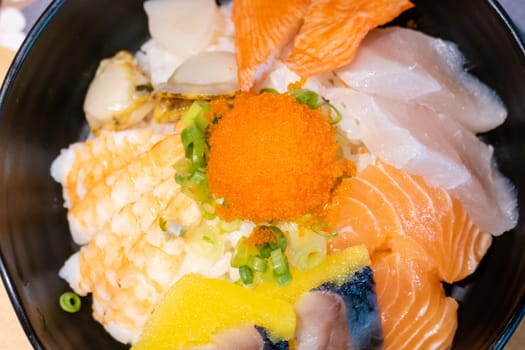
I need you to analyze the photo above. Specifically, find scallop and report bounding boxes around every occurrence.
[83,51,155,133]
[158,51,238,98]
[144,0,223,58]
[153,51,239,123]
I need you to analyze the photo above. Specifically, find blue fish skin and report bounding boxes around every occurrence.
[256,266,383,350]
[315,267,384,350]
[255,326,289,350]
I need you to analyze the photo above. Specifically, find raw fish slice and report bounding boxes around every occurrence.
[66,135,185,244]
[371,245,458,350]
[327,88,517,236]
[336,27,507,133]
[50,129,167,209]
[327,162,492,283]
[325,173,400,254]
[191,326,266,350]
[232,0,311,91]
[284,0,413,77]
[294,291,351,349]
[312,267,384,350]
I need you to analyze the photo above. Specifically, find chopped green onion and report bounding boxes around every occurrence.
[186,224,224,260]
[181,100,210,126]
[59,292,81,313]
[258,244,273,259]
[266,226,287,251]
[298,214,314,223]
[181,124,208,165]
[319,102,343,125]
[231,238,249,267]
[259,88,279,94]
[175,100,216,217]
[199,202,216,220]
[290,89,320,109]
[239,265,254,285]
[232,226,293,287]
[270,249,289,276]
[285,221,327,270]
[274,270,292,286]
[311,221,339,238]
[173,158,194,177]
[249,256,267,272]
[288,88,342,124]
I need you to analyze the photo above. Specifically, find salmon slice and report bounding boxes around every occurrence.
[371,243,458,349]
[327,161,492,283]
[284,0,414,77]
[232,0,311,91]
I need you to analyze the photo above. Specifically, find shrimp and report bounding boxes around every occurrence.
[60,133,184,244]
[51,129,168,209]
[55,130,202,344]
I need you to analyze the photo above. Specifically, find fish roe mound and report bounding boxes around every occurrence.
[207,92,342,222]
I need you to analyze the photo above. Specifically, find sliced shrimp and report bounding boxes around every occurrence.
[51,129,167,209]
[66,134,185,244]
[61,177,201,344]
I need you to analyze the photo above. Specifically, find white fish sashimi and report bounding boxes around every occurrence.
[256,60,344,95]
[327,88,517,236]
[336,27,507,133]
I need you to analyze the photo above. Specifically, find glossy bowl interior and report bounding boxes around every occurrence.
[1,0,525,349]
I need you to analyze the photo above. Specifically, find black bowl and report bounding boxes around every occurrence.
[1,0,525,349]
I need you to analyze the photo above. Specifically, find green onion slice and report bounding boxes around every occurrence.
[181,100,210,126]
[270,249,289,276]
[239,265,254,285]
[259,87,279,94]
[59,292,81,313]
[290,89,320,109]
[274,270,292,287]
[311,221,339,238]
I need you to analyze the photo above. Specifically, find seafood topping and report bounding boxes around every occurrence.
[156,51,239,98]
[51,0,519,349]
[144,0,223,58]
[207,92,343,222]
[83,51,155,133]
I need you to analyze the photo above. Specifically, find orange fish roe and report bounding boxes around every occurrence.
[245,226,277,246]
[207,92,343,222]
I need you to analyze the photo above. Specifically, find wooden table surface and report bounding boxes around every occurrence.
[0,1,524,349]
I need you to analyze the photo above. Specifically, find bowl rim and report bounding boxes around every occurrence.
[0,3,66,349]
[0,0,524,349]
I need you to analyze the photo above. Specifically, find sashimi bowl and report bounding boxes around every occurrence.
[1,0,525,349]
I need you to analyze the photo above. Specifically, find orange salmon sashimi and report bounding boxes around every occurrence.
[284,0,414,77]
[327,161,492,284]
[232,0,311,91]
[371,242,459,349]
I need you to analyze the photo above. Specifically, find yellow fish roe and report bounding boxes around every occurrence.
[207,92,343,222]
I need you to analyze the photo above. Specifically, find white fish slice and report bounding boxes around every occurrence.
[327,88,517,236]
[336,27,507,133]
